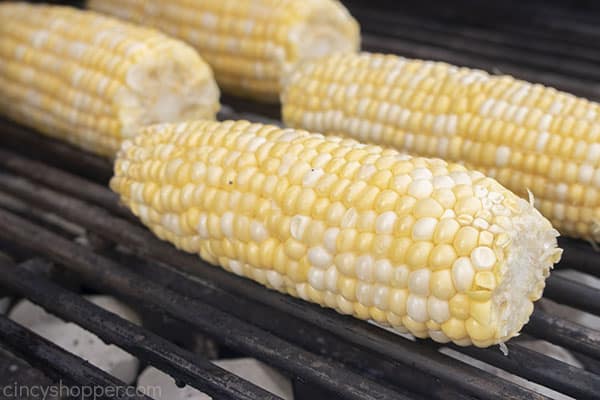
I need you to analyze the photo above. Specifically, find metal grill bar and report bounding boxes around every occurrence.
[0,147,127,219]
[0,258,280,400]
[0,188,85,240]
[349,6,600,81]
[0,208,406,400]
[0,314,150,400]
[0,344,56,395]
[354,7,600,65]
[0,157,571,400]
[348,1,600,43]
[527,310,600,361]
[544,275,600,316]
[453,343,600,399]
[220,95,282,122]
[0,118,112,182]
[554,238,600,278]
[505,4,600,37]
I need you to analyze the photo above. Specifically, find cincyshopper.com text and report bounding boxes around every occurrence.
[1,381,162,399]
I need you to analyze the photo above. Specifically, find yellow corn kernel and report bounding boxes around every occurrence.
[441,318,467,340]
[430,269,456,300]
[111,120,561,347]
[453,226,480,256]
[465,318,496,342]
[449,294,471,320]
[429,244,457,270]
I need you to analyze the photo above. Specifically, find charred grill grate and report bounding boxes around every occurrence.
[2,1,600,399]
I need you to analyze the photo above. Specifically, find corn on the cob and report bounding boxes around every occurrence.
[87,0,359,102]
[111,120,561,347]
[282,52,600,241]
[0,3,220,157]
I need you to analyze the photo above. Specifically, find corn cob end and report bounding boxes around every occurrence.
[289,2,360,62]
[485,199,561,345]
[116,42,220,140]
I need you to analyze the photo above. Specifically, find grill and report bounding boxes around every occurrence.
[1,1,600,399]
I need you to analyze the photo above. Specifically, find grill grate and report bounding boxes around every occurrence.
[2,118,600,400]
[2,1,600,399]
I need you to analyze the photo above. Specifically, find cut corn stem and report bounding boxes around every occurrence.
[111,120,561,347]
[0,3,220,157]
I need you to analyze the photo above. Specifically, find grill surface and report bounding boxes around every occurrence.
[2,1,600,399]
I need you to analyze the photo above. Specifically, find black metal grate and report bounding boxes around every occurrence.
[1,1,600,399]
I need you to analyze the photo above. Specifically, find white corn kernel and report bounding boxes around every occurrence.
[427,297,450,323]
[471,247,496,270]
[408,269,431,296]
[452,257,475,292]
[412,218,437,240]
[406,295,428,323]
[308,247,332,269]
[375,211,397,234]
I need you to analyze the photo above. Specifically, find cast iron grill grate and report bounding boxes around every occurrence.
[1,1,600,399]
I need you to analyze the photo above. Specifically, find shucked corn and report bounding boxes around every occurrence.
[282,52,600,241]
[111,120,561,347]
[0,3,219,157]
[87,0,359,101]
